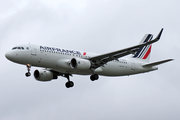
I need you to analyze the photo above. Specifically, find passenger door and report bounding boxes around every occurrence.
[30,44,37,56]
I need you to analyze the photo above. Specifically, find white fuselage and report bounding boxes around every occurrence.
[5,44,157,77]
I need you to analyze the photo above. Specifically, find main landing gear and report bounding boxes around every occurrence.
[90,74,99,81]
[64,74,74,88]
[90,68,99,81]
[25,64,31,77]
[63,73,99,88]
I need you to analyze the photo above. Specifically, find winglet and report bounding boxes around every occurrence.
[144,28,164,45]
[155,28,164,40]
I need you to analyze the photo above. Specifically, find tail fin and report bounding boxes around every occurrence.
[131,34,153,62]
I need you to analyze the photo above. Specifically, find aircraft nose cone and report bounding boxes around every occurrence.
[5,51,12,60]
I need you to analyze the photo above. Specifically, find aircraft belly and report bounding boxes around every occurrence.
[52,67,92,75]
[96,62,130,76]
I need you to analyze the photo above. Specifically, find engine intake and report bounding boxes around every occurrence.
[70,58,77,69]
[34,69,55,81]
[70,58,91,71]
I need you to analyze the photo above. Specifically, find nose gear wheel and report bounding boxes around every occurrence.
[25,64,31,77]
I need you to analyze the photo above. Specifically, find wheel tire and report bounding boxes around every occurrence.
[94,74,99,80]
[25,72,31,77]
[90,75,95,81]
[69,81,74,87]
[90,74,99,81]
[65,82,70,88]
[65,81,74,88]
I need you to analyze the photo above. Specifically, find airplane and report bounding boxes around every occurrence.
[5,28,173,88]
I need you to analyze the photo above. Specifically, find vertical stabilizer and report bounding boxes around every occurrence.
[131,34,153,63]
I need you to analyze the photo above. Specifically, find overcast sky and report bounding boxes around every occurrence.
[0,0,180,120]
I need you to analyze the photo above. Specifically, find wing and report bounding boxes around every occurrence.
[89,28,163,69]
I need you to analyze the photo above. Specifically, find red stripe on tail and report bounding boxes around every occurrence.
[143,45,152,59]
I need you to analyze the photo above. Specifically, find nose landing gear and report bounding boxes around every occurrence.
[25,64,31,77]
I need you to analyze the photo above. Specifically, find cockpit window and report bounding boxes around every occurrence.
[12,47,17,50]
[12,46,25,50]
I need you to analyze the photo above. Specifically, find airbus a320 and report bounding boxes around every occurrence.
[5,28,173,88]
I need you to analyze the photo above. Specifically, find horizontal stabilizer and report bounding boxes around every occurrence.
[142,59,173,67]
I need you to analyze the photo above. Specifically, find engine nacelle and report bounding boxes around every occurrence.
[34,69,54,82]
[70,58,91,71]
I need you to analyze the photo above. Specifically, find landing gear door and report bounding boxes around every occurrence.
[30,44,37,56]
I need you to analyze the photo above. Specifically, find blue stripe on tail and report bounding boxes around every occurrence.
[133,34,153,58]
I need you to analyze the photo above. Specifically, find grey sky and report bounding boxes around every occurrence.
[0,0,179,120]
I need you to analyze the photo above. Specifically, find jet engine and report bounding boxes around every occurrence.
[70,58,91,70]
[34,69,56,81]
